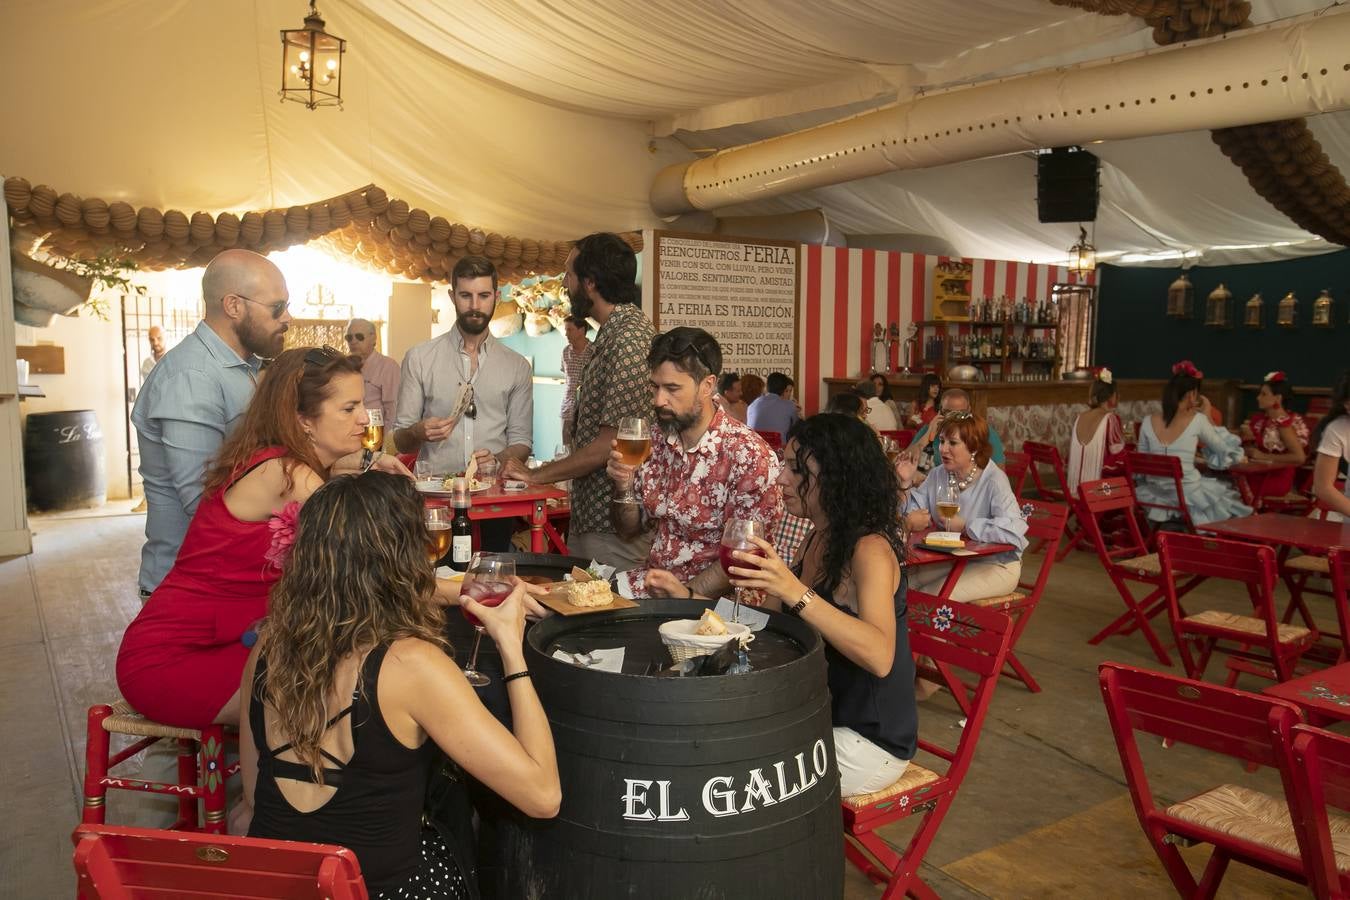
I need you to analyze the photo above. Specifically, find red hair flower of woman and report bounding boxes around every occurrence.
[1172,360,1204,379]
[1264,370,1287,383]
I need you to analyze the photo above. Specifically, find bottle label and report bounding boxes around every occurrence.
[452,536,472,564]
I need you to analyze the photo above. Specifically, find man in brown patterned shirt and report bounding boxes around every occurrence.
[505,233,655,569]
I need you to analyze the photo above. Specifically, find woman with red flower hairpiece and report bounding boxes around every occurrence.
[1135,361,1252,525]
[1067,366,1127,495]
[1240,371,1310,499]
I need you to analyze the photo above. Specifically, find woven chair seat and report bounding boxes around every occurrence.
[1113,552,1161,577]
[101,700,203,742]
[1167,783,1350,871]
[842,762,943,810]
[967,591,1027,609]
[1286,555,1330,576]
[1182,610,1312,644]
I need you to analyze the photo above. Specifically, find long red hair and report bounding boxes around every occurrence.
[203,347,363,496]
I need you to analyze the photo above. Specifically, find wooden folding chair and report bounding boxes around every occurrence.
[72,824,368,899]
[1126,450,1197,536]
[1002,451,1030,500]
[1099,663,1313,898]
[1280,503,1338,636]
[1158,532,1315,686]
[1289,724,1350,900]
[959,499,1070,703]
[1023,441,1084,559]
[842,596,1012,900]
[1078,478,1201,666]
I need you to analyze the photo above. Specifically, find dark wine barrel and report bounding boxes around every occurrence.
[500,600,841,900]
[23,410,106,511]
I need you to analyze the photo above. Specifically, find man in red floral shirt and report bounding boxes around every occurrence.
[607,328,783,598]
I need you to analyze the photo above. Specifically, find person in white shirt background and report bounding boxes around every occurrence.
[1314,369,1350,520]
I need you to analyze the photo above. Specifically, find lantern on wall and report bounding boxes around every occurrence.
[1243,292,1264,328]
[1204,283,1233,328]
[1166,272,1193,319]
[1313,289,1335,328]
[280,1,346,110]
[1277,291,1298,327]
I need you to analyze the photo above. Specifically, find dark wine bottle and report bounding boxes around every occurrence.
[449,489,473,573]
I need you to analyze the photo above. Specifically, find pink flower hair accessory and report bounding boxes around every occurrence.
[1172,360,1204,379]
[264,500,302,570]
[1264,370,1287,383]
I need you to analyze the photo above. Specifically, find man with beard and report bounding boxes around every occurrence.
[343,316,400,426]
[503,233,655,570]
[605,328,783,598]
[394,255,532,547]
[132,248,291,597]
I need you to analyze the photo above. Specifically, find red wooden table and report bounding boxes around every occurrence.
[1199,513,1350,556]
[1264,661,1350,726]
[425,483,569,553]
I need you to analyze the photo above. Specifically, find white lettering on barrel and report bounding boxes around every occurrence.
[622,779,656,820]
[702,776,738,818]
[795,751,819,793]
[655,780,690,821]
[739,768,778,813]
[812,739,829,777]
[772,760,803,803]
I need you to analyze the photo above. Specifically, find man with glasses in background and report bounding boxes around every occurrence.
[132,248,291,598]
[904,387,1006,475]
[343,317,400,427]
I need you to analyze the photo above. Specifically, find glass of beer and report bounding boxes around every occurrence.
[936,478,961,528]
[460,553,515,687]
[362,408,385,451]
[722,518,769,624]
[424,505,451,564]
[614,417,651,505]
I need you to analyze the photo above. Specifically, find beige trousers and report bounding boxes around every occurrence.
[906,559,1022,602]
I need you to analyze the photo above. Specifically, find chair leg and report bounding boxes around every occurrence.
[171,737,198,831]
[201,727,228,835]
[82,705,113,825]
[1003,652,1041,693]
[1194,848,1230,900]
[876,800,953,900]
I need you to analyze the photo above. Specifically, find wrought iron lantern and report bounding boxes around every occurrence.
[1204,283,1233,328]
[1068,226,1096,279]
[1243,292,1264,328]
[1277,291,1298,327]
[1313,289,1335,328]
[1166,272,1193,319]
[280,2,346,110]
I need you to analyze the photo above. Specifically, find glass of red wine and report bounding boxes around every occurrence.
[721,518,769,624]
[460,553,515,687]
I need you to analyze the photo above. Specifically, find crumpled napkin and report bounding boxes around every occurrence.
[551,647,625,673]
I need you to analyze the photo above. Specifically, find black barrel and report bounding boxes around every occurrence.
[23,410,106,511]
[500,600,842,899]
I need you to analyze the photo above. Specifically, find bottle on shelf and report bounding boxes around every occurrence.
[1049,296,1060,324]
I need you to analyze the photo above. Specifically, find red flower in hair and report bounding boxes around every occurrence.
[1172,359,1204,379]
[1264,370,1287,384]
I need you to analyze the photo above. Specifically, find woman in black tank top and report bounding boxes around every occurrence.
[237,472,561,898]
[724,414,918,797]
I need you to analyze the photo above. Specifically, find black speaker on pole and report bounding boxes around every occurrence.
[1037,147,1100,223]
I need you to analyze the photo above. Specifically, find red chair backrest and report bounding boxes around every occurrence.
[72,824,369,899]
[397,452,418,471]
[1077,477,1152,565]
[1019,500,1070,595]
[1125,451,1195,529]
[1157,532,1278,633]
[1023,441,1069,503]
[1002,451,1030,499]
[1290,723,1350,899]
[755,430,783,450]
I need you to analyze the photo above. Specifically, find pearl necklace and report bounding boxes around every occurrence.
[951,466,981,492]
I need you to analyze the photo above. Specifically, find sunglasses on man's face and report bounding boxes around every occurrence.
[235,293,290,319]
[344,332,367,342]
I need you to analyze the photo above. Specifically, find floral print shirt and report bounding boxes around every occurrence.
[627,409,784,595]
[1251,411,1310,454]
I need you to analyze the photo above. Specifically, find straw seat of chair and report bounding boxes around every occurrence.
[842,762,942,810]
[101,699,202,741]
[1286,555,1331,576]
[1116,553,1161,576]
[1181,610,1312,644]
[966,591,1026,609]
[1166,783,1350,871]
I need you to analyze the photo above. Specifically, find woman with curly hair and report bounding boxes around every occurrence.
[240,472,559,898]
[117,347,408,729]
[725,413,916,799]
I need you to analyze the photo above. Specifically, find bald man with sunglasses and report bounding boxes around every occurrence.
[343,317,400,426]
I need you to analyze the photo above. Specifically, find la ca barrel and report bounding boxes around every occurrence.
[23,410,106,511]
[500,600,842,899]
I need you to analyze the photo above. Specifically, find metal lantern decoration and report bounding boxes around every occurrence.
[1243,292,1264,328]
[1277,291,1299,327]
[1166,272,1193,319]
[280,1,346,110]
[1068,226,1096,279]
[1313,288,1334,328]
[1204,282,1233,328]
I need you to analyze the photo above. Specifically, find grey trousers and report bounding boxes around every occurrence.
[568,530,652,572]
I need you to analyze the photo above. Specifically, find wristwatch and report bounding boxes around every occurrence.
[786,589,817,617]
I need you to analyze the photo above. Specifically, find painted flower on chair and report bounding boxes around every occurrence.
[264,501,302,571]
[933,605,954,632]
[203,735,223,792]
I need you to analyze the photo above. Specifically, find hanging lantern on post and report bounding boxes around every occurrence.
[1313,289,1335,328]
[1204,283,1233,328]
[1243,293,1264,328]
[1277,291,1298,327]
[1166,272,1193,319]
[280,1,346,110]
[1068,226,1096,279]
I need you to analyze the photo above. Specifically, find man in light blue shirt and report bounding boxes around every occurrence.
[908,387,1006,467]
[746,372,800,443]
[132,249,292,595]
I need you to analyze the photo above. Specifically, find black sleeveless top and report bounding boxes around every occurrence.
[248,644,439,892]
[796,537,918,761]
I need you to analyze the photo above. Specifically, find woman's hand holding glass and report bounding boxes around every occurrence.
[461,580,530,648]
[723,536,808,609]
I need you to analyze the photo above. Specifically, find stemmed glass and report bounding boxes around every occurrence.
[460,553,514,687]
[362,408,385,451]
[936,477,960,530]
[424,506,450,564]
[721,519,769,624]
[614,417,651,505]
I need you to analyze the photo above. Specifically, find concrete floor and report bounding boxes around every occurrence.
[0,510,1320,898]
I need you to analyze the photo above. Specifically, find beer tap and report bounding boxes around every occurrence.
[885,323,899,373]
[870,323,887,374]
[899,324,917,375]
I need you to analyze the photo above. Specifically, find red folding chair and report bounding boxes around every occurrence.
[397,452,418,471]
[1023,441,1085,560]
[1099,663,1311,898]
[842,596,1012,900]
[755,429,783,450]
[1157,532,1315,686]
[1002,451,1030,500]
[959,499,1069,702]
[1280,503,1338,637]
[1078,478,1202,666]
[72,824,368,899]
[1289,724,1350,900]
[1125,450,1197,536]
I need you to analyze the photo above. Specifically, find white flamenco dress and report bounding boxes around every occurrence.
[1136,414,1253,525]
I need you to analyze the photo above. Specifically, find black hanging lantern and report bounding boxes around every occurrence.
[1166,272,1193,319]
[280,1,346,110]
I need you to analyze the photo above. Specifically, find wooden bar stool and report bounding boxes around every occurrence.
[83,701,237,835]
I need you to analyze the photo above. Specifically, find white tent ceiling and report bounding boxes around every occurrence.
[1,0,1345,266]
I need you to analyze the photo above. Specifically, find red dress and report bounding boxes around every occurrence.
[1248,411,1311,497]
[117,447,293,728]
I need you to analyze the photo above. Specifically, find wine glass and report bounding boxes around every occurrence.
[614,417,651,505]
[362,408,384,452]
[460,553,515,687]
[721,519,769,624]
[935,477,960,530]
[424,506,450,565]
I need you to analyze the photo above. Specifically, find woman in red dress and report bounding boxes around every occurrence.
[1242,370,1310,498]
[908,373,942,428]
[116,347,394,729]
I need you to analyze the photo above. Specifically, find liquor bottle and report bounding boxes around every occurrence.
[1049,297,1060,324]
[449,479,474,573]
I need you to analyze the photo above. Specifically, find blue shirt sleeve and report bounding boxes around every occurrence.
[506,358,535,449]
[964,469,1028,552]
[393,350,425,433]
[144,369,231,515]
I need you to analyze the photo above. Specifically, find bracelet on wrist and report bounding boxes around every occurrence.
[503,670,532,684]
[786,589,816,617]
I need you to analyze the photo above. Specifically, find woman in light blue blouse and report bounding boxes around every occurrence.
[901,412,1027,601]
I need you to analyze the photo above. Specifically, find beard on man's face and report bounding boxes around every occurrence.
[655,407,698,435]
[457,310,490,335]
[237,313,286,358]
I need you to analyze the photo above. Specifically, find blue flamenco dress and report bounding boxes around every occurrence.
[1136,414,1253,525]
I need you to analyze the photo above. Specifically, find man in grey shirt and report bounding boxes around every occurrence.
[132,249,292,596]
[394,256,533,544]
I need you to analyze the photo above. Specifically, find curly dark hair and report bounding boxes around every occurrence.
[786,413,906,597]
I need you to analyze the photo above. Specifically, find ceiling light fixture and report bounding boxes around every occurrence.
[280,1,346,111]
